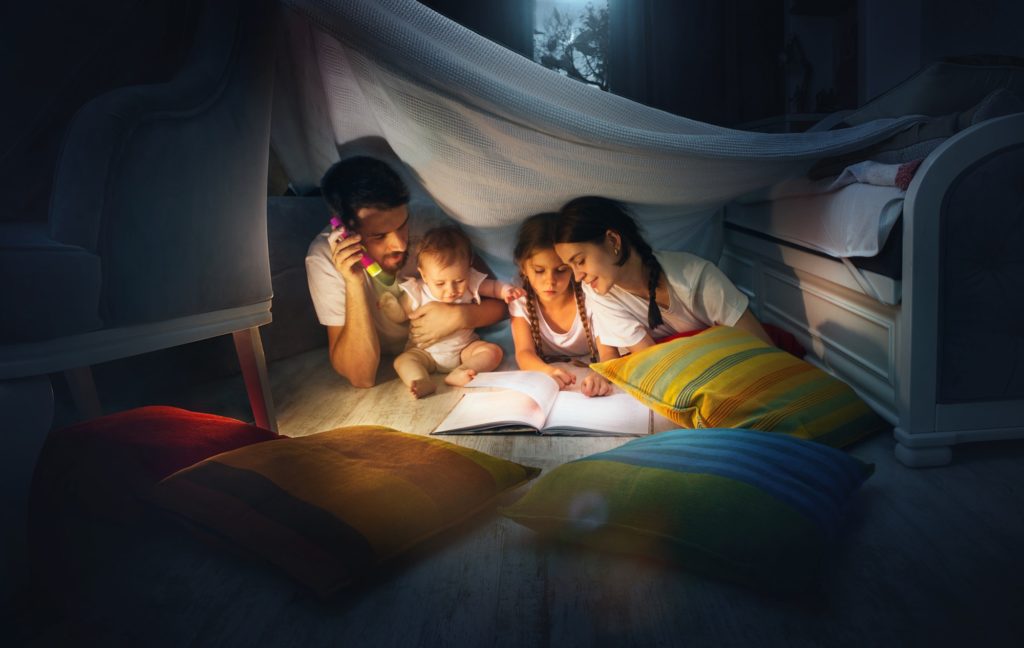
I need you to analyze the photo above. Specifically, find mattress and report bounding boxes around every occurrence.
[725,182,905,259]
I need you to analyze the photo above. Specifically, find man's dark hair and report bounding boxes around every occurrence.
[320,156,410,230]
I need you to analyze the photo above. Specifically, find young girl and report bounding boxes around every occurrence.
[509,213,616,397]
[380,225,522,398]
[552,196,772,355]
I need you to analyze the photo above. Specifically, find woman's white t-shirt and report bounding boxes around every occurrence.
[585,250,749,348]
[508,294,595,361]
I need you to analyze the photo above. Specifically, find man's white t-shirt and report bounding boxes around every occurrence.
[304,203,450,356]
[585,250,749,348]
[507,294,595,361]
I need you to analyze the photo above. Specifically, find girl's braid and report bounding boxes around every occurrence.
[522,279,548,361]
[572,278,599,363]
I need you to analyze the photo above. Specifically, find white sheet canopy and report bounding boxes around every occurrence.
[273,0,923,276]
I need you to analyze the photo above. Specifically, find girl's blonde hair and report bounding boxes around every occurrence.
[513,213,598,363]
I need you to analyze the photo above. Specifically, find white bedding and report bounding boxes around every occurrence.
[725,183,904,258]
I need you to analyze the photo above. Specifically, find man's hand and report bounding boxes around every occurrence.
[408,301,465,348]
[327,229,369,285]
[377,292,407,323]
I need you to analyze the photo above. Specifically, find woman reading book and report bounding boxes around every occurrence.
[508,213,617,397]
[552,196,773,355]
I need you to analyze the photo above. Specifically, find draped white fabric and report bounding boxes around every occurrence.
[275,0,923,277]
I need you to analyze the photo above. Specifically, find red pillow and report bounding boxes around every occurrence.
[30,406,282,527]
[29,406,282,605]
[656,324,805,357]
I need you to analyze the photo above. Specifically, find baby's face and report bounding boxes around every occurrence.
[418,255,471,303]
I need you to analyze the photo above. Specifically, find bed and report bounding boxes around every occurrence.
[719,109,1024,466]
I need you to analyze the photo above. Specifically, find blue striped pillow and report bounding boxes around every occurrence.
[502,428,872,591]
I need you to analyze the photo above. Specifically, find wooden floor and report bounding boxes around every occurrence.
[18,346,1024,647]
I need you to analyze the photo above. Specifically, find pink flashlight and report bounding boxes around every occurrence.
[330,216,383,277]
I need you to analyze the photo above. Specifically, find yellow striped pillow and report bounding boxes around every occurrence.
[590,326,887,447]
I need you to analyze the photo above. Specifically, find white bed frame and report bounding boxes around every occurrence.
[721,112,1024,467]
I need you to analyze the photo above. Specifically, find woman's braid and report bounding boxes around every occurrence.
[636,243,664,330]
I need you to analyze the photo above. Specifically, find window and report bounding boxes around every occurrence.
[533,0,609,91]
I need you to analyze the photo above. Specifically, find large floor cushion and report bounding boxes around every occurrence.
[29,405,281,607]
[502,428,873,592]
[151,425,540,596]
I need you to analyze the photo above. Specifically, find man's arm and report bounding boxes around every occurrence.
[324,230,383,388]
[326,277,381,388]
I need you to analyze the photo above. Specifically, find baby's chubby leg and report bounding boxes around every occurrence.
[393,348,437,398]
[445,340,503,387]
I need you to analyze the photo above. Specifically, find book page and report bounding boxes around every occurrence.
[542,392,651,436]
[432,391,547,434]
[464,371,559,417]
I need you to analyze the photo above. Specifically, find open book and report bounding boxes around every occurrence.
[432,369,652,436]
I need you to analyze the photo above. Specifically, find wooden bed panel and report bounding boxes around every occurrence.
[721,235,900,425]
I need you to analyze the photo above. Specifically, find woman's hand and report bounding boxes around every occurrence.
[580,372,613,397]
[546,366,576,389]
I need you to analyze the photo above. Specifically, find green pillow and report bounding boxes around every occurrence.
[152,425,540,596]
[590,326,888,448]
[502,428,872,591]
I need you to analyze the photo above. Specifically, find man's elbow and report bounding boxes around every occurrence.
[330,359,377,389]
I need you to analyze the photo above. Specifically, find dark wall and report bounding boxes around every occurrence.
[608,0,785,125]
[419,0,535,59]
[0,0,201,224]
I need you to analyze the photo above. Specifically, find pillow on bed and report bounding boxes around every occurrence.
[589,326,887,448]
[151,425,540,596]
[501,428,873,592]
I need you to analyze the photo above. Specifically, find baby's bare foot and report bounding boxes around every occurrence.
[409,378,436,399]
[445,367,476,387]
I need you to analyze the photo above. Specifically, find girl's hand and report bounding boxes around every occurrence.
[580,373,613,397]
[547,366,576,389]
[501,284,525,303]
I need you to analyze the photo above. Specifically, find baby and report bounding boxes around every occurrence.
[379,225,522,398]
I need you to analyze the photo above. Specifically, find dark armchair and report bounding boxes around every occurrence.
[0,0,278,596]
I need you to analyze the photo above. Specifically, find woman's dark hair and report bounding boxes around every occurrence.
[556,196,664,330]
[514,213,598,363]
[320,156,410,231]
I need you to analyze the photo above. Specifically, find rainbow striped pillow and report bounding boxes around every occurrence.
[502,428,873,591]
[152,426,539,596]
[590,326,887,447]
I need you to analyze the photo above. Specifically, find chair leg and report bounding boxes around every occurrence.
[232,327,278,432]
[0,375,54,600]
[63,366,103,420]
